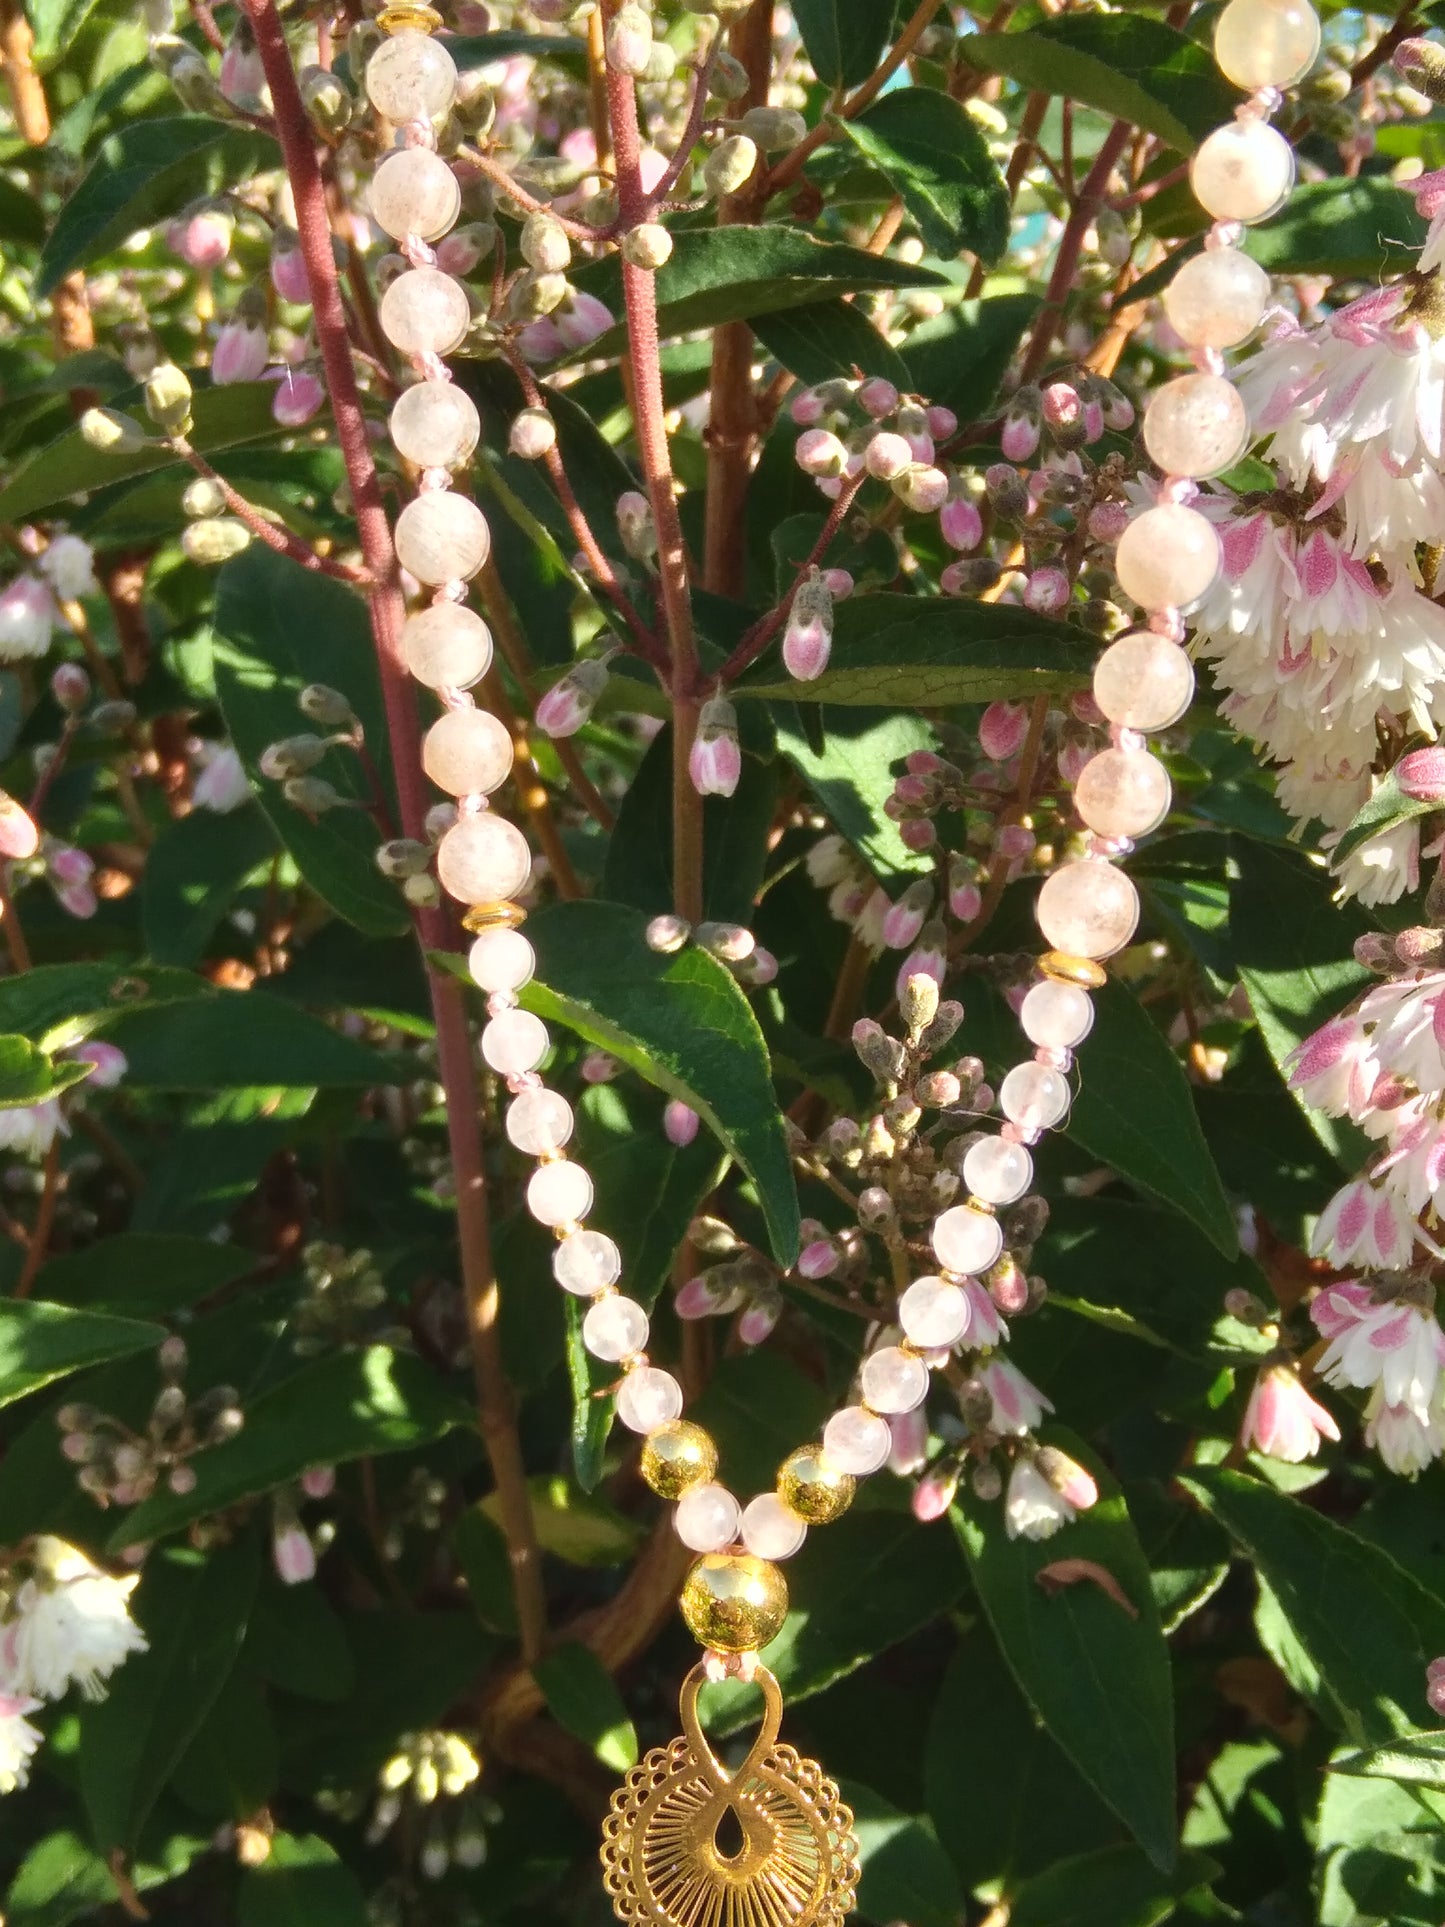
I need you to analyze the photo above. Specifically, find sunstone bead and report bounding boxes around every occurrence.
[553,1227,621,1296]
[1190,119,1295,225]
[1163,247,1271,350]
[402,602,492,690]
[962,1136,1033,1206]
[1000,1061,1072,1131]
[1020,978,1094,1050]
[505,1086,572,1154]
[582,1292,648,1362]
[1115,504,1220,612]
[822,1405,891,1475]
[740,1493,806,1561]
[931,1203,1004,1277]
[641,1419,717,1499]
[366,29,458,123]
[777,1445,855,1524]
[860,1344,929,1414]
[1093,631,1194,730]
[898,1275,971,1349]
[1142,373,1249,480]
[480,1006,548,1075]
[1075,747,1172,839]
[1214,0,1320,89]
[395,491,490,585]
[527,1158,593,1227]
[616,1364,683,1434]
[436,812,531,904]
[391,380,480,469]
[1036,859,1140,960]
[469,925,534,994]
[675,1482,741,1553]
[380,266,471,357]
[370,147,462,241]
[679,1551,787,1653]
[422,708,512,797]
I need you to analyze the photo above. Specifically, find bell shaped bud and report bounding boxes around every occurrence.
[882,878,933,951]
[689,694,742,798]
[782,568,835,682]
[616,489,656,559]
[180,518,249,565]
[663,1100,700,1147]
[709,51,750,101]
[940,494,982,552]
[220,16,267,105]
[143,362,193,433]
[212,287,269,384]
[522,212,572,275]
[738,1287,783,1347]
[606,2,653,77]
[857,376,900,419]
[270,230,311,305]
[272,365,325,426]
[622,222,673,270]
[1397,746,1445,802]
[979,698,1029,762]
[795,428,848,477]
[300,62,353,135]
[166,201,233,268]
[1000,385,1042,462]
[554,290,613,351]
[39,534,96,602]
[80,406,147,455]
[740,105,806,152]
[864,430,913,481]
[704,134,759,198]
[1024,565,1071,615]
[509,408,557,460]
[893,465,949,514]
[536,656,610,738]
[948,852,982,922]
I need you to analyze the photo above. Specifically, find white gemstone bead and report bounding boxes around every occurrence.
[675,1482,741,1552]
[616,1365,683,1434]
[1036,860,1140,960]
[1020,979,1094,1051]
[962,1136,1033,1206]
[1142,373,1249,480]
[1075,748,1172,839]
[1214,0,1320,89]
[1190,119,1295,226]
[822,1405,892,1475]
[1093,631,1194,731]
[527,1159,593,1227]
[1115,504,1220,612]
[931,1203,1004,1277]
[741,1493,807,1560]
[436,813,531,904]
[402,602,492,690]
[506,1086,573,1154]
[481,1006,548,1075]
[391,381,481,469]
[366,29,458,123]
[1163,247,1271,350]
[860,1345,929,1414]
[468,925,535,994]
[370,147,462,242]
[898,1275,970,1350]
[422,708,513,797]
[582,1293,648,1362]
[380,266,471,357]
[1000,1061,1071,1131]
[554,1228,621,1295]
[395,491,490,586]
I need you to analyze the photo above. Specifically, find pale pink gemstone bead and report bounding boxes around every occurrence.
[370,147,462,242]
[1000,1061,1071,1131]
[931,1203,1004,1277]
[582,1293,649,1362]
[1115,504,1220,611]
[422,708,513,797]
[436,812,531,904]
[380,266,471,357]
[469,926,535,994]
[1190,119,1295,225]
[481,1006,548,1075]
[395,491,490,585]
[860,1345,929,1414]
[365,29,458,122]
[1020,979,1094,1050]
[1163,247,1271,350]
[616,1365,683,1434]
[1214,0,1320,89]
[675,1482,741,1552]
[1142,373,1249,480]
[402,602,492,689]
[1093,631,1194,731]
[822,1405,892,1475]
[527,1159,594,1226]
[505,1086,573,1154]
[1075,748,1172,839]
[391,381,481,469]
[1036,859,1140,959]
[962,1136,1033,1205]
[553,1227,621,1295]
[741,1493,806,1560]
[898,1276,970,1349]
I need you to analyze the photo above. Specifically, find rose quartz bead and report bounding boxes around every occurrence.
[554,1228,621,1295]
[370,147,462,242]
[1000,1061,1071,1131]
[391,381,480,469]
[380,267,471,357]
[822,1406,892,1475]
[1075,748,1172,839]
[402,603,492,689]
[480,1006,548,1075]
[1020,979,1094,1050]
[527,1159,593,1226]
[395,491,490,585]
[1190,120,1295,225]
[616,1365,683,1433]
[1214,0,1320,89]
[366,29,458,122]
[962,1136,1033,1205]
[898,1275,970,1349]
[1142,374,1249,480]
[860,1345,929,1414]
[422,708,512,797]
[1093,631,1194,731]
[1163,248,1271,350]
[506,1086,573,1154]
[437,813,531,904]
[741,1493,806,1560]
[932,1204,1004,1277]
[1036,859,1139,959]
[675,1482,741,1552]
[1115,504,1219,612]
[582,1293,648,1363]
[469,925,535,994]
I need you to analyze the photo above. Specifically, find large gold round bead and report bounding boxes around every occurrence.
[778,1446,856,1526]
[680,1553,788,1654]
[640,1420,718,1501]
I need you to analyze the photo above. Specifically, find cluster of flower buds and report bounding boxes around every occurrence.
[643,911,777,989]
[256,683,365,820]
[366,1728,493,1878]
[291,1240,403,1354]
[676,1216,784,1347]
[56,1335,243,1507]
[792,378,958,516]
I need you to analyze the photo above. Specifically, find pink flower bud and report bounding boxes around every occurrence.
[1024,566,1070,615]
[1397,747,1445,801]
[790,388,825,426]
[581,1050,618,1084]
[896,943,945,1004]
[888,1407,929,1475]
[745,945,778,985]
[738,1291,782,1347]
[211,316,269,385]
[71,1041,127,1088]
[796,428,848,477]
[664,1100,700,1146]
[912,1469,957,1521]
[823,568,853,599]
[899,816,938,852]
[1070,690,1105,727]
[271,238,311,306]
[536,658,609,738]
[49,844,94,887]
[881,879,932,951]
[893,465,950,514]
[51,662,89,710]
[1042,381,1082,430]
[0,793,38,862]
[272,1520,316,1586]
[1087,501,1129,544]
[689,695,741,798]
[300,1465,336,1500]
[979,699,1030,762]
[220,25,267,105]
[555,291,614,351]
[797,1237,839,1279]
[783,611,831,681]
[271,367,325,427]
[436,227,488,276]
[927,406,958,440]
[1038,1446,1098,1509]
[857,377,900,418]
[1057,738,1092,786]
[864,430,912,480]
[1001,387,1042,461]
[56,881,97,919]
[995,822,1035,862]
[940,496,983,551]
[517,317,565,363]
[167,205,234,269]
[906,750,943,776]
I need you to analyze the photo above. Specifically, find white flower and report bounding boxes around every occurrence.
[0,576,54,662]
[1365,1384,1445,1476]
[192,744,251,813]
[980,1357,1053,1435]
[0,1100,64,1162]
[38,535,97,602]
[0,1693,42,1792]
[4,1538,147,1702]
[1004,1457,1075,1540]
[1325,817,1421,907]
[1315,1298,1445,1418]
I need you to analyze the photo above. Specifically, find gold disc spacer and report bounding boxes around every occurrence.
[378,2,443,31]
[1039,948,1107,988]
[462,898,528,933]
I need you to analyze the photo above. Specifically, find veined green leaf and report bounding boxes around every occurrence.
[843,88,1009,262]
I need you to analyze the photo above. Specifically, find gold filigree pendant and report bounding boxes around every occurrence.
[600,1663,861,1927]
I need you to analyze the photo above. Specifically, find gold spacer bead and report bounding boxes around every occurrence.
[378,2,443,31]
[639,1419,717,1501]
[462,899,527,934]
[777,1445,855,1525]
[680,1551,788,1654]
[1039,949,1107,989]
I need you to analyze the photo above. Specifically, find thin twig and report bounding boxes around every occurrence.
[13,1140,61,1301]
[173,439,368,581]
[720,474,865,684]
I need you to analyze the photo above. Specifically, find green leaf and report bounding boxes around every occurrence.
[0,961,203,1046]
[212,545,410,938]
[565,1296,614,1496]
[244,1572,356,1702]
[1331,767,1438,868]
[142,804,274,968]
[1334,1732,1445,1790]
[79,1534,260,1855]
[35,1235,255,1317]
[951,1435,1177,1871]
[793,0,900,87]
[104,992,404,1089]
[1007,1846,1220,1927]
[532,1641,639,1772]
[237,1833,370,1927]
[736,593,1091,705]
[842,1783,962,1927]
[1248,178,1427,278]
[752,299,912,390]
[0,1297,165,1408]
[902,293,1040,425]
[773,706,935,883]
[38,119,277,294]
[6,1829,120,1927]
[520,900,800,1265]
[844,88,1009,261]
[0,1034,91,1105]
[961,15,1241,153]
[171,1669,278,1823]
